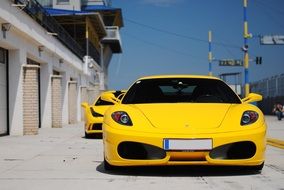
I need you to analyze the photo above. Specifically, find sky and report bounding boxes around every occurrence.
[108,0,284,90]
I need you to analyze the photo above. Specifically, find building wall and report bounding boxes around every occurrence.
[68,81,78,124]
[40,62,52,129]
[22,65,40,135]
[0,48,8,135]
[80,86,88,121]
[51,75,62,128]
[8,49,25,136]
[0,0,98,135]
[102,45,113,89]
[61,72,69,125]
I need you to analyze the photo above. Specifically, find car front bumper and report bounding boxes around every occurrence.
[85,117,103,134]
[103,123,266,167]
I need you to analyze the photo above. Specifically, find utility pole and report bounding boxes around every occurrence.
[208,30,213,76]
[243,0,252,97]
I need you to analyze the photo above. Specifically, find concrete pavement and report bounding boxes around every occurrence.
[0,122,105,190]
[0,116,283,190]
[266,115,284,140]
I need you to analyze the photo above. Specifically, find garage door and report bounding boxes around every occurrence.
[0,48,7,135]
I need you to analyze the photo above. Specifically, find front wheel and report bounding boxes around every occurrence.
[85,132,91,139]
[252,162,264,171]
[246,162,264,171]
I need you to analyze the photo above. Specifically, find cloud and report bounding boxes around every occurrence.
[141,0,184,7]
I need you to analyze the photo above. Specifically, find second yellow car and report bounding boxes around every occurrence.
[81,90,125,138]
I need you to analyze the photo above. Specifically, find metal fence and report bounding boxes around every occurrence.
[251,74,284,114]
[14,0,85,59]
[251,74,284,98]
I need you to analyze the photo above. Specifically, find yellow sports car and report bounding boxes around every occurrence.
[101,75,266,171]
[81,90,125,138]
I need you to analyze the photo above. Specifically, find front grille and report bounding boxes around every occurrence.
[118,141,166,160]
[92,123,102,130]
[209,141,256,160]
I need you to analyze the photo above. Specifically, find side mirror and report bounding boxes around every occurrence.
[117,92,125,100]
[81,102,88,108]
[101,92,120,104]
[242,93,262,104]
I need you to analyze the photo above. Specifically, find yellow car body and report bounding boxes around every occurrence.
[102,75,266,170]
[81,90,125,138]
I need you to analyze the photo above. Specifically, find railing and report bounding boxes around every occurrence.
[87,40,101,65]
[13,0,85,59]
[251,74,284,98]
[251,74,284,115]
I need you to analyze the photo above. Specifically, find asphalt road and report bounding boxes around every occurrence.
[0,116,283,190]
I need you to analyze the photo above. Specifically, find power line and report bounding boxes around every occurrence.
[124,31,204,61]
[255,0,284,16]
[253,0,284,30]
[125,18,241,49]
[125,18,207,43]
[214,33,243,59]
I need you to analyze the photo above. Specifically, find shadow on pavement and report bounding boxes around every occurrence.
[96,162,261,177]
[82,133,103,139]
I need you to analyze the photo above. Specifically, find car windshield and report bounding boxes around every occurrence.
[95,97,114,106]
[122,78,241,104]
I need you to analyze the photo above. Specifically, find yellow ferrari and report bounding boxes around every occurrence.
[81,90,125,138]
[101,75,266,171]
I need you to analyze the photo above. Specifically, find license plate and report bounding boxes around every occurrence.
[163,139,212,151]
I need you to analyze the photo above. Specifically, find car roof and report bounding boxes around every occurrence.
[137,75,221,81]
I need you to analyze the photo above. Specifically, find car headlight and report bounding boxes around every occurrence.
[111,111,133,126]
[241,111,259,125]
[90,107,103,117]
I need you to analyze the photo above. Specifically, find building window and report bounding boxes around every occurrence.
[37,0,52,7]
[57,0,70,5]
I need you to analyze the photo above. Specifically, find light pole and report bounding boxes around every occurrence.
[208,30,213,76]
[243,0,252,97]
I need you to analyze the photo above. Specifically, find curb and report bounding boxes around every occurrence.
[267,138,284,149]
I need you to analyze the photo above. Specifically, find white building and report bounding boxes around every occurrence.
[0,0,123,136]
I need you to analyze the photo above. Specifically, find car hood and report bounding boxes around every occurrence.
[132,104,232,130]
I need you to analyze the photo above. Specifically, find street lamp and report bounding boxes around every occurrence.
[1,23,11,39]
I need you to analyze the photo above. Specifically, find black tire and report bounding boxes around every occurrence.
[104,158,117,171]
[247,162,264,171]
[253,162,265,170]
[85,132,90,139]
